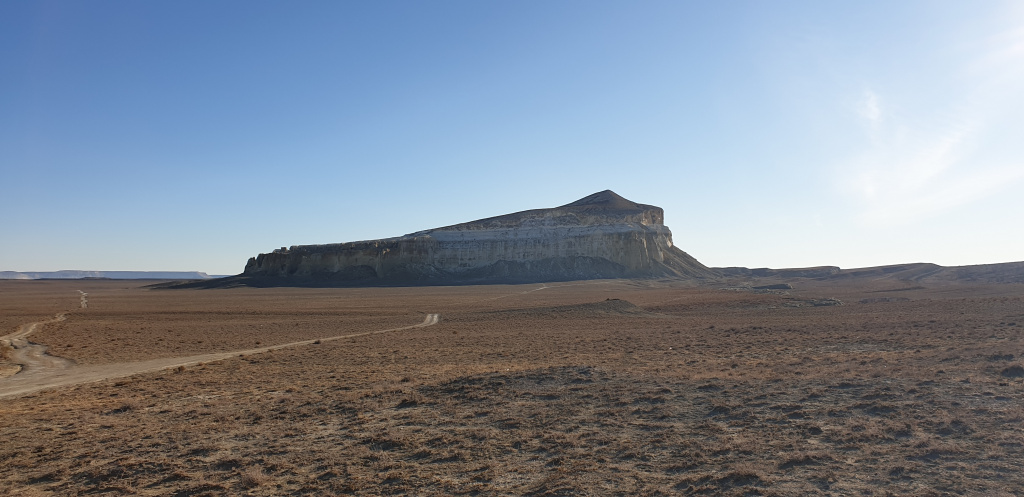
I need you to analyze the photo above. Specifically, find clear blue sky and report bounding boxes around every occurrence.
[3,1,1022,275]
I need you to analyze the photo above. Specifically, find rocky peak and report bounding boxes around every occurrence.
[561,190,642,210]
[424,191,664,233]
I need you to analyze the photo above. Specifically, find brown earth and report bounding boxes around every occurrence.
[0,280,85,337]
[0,278,1022,496]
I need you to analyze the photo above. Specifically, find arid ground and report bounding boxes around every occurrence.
[1,278,1023,496]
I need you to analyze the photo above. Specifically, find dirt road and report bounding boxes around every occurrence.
[0,312,440,399]
[0,313,75,377]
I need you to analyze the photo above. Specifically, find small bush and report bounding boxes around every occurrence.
[107,400,142,415]
[240,467,271,488]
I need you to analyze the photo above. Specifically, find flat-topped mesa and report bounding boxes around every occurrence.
[243,190,716,285]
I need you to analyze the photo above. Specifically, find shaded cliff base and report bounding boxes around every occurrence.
[163,255,712,289]
[160,260,1024,289]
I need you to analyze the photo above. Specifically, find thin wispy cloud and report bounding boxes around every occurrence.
[839,14,1024,227]
[856,89,881,125]
[976,23,1024,73]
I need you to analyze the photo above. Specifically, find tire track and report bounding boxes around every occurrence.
[0,313,74,379]
[0,313,440,399]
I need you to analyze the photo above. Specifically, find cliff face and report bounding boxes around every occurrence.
[242,190,717,285]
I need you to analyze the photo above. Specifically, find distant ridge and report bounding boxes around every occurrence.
[716,261,1024,285]
[0,271,216,280]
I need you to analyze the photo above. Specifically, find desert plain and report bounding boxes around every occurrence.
[1,277,1023,496]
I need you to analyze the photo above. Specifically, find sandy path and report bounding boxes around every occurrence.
[0,313,440,399]
[0,313,75,378]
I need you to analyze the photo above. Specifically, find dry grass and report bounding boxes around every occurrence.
[240,467,272,488]
[0,279,1022,495]
[0,280,86,335]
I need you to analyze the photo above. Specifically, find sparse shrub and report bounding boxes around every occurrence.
[0,341,13,360]
[779,452,820,470]
[1003,406,1024,423]
[101,478,138,494]
[240,467,271,488]
[108,400,142,415]
[729,462,769,483]
[395,397,419,409]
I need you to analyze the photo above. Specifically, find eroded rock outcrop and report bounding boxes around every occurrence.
[241,190,717,285]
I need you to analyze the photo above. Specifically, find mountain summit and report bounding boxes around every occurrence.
[413,190,665,235]
[563,189,648,210]
[240,191,715,286]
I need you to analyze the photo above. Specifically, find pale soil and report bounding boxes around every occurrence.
[0,312,73,380]
[0,279,1022,496]
[0,280,84,335]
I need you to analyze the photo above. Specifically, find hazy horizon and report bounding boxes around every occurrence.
[3,1,1022,275]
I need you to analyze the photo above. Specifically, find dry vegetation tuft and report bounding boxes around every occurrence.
[240,467,272,488]
[0,342,13,360]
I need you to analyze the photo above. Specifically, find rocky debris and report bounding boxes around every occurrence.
[867,286,925,293]
[988,354,1015,362]
[780,298,844,308]
[752,283,793,290]
[719,286,790,295]
[860,297,912,304]
[239,190,717,286]
[487,299,653,318]
[716,266,841,278]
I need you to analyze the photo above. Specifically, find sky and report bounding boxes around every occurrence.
[2,1,1022,275]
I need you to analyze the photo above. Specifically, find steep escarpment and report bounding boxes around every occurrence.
[240,190,717,286]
